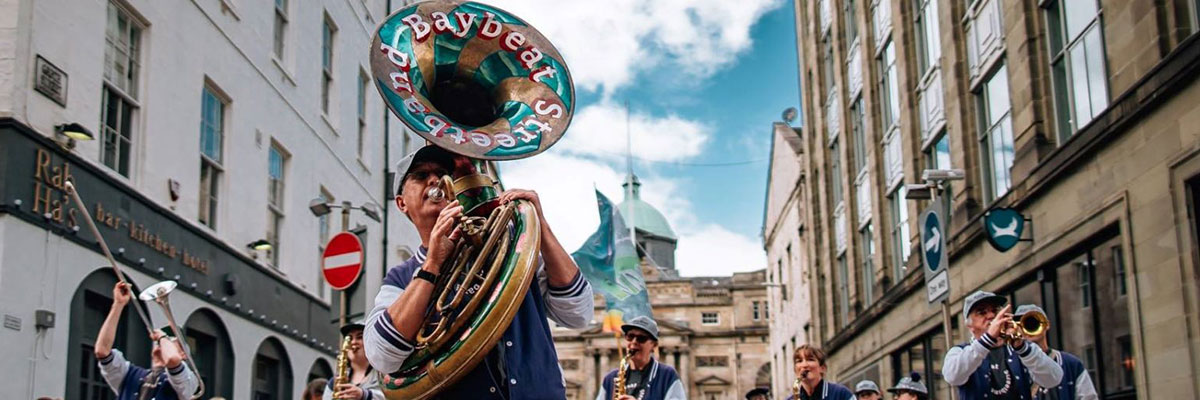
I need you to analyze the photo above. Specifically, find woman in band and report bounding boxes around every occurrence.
[95,282,199,400]
[787,345,855,400]
[324,321,384,400]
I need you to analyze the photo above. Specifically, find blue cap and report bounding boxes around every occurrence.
[887,372,928,395]
[855,380,880,394]
[621,316,660,341]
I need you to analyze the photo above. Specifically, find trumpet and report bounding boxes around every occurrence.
[1002,310,1050,341]
[139,281,206,400]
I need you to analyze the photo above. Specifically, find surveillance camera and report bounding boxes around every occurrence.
[921,169,966,182]
[904,184,933,200]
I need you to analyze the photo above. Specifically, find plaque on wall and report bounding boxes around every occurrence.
[34,55,67,107]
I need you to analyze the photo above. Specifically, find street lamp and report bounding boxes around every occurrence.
[54,122,95,150]
[309,198,383,232]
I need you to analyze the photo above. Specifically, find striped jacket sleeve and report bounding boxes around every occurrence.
[363,281,416,374]
[537,258,594,329]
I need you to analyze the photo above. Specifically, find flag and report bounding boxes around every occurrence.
[572,190,652,332]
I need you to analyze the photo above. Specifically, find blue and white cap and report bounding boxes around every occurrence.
[854,380,880,394]
[1014,304,1046,317]
[962,290,1007,321]
[887,372,929,395]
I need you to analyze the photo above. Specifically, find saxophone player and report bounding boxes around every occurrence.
[596,316,686,400]
[323,320,383,400]
[786,345,855,400]
[94,282,199,400]
[363,146,594,399]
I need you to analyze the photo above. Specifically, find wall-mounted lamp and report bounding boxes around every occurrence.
[54,122,95,149]
[247,239,272,251]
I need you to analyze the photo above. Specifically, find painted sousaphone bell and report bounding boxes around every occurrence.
[369,1,574,398]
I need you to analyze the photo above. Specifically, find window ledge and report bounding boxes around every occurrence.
[321,114,339,136]
[220,0,241,21]
[271,57,296,87]
[356,156,370,172]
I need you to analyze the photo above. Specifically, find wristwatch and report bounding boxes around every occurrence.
[415,268,438,284]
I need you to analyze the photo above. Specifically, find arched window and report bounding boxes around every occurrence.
[307,358,334,385]
[252,337,294,400]
[183,308,234,398]
[66,270,150,400]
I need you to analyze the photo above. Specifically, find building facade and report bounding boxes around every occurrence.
[790,0,1200,399]
[761,121,815,400]
[0,0,423,398]
[554,177,772,400]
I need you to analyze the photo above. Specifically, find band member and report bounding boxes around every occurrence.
[306,379,329,400]
[324,321,384,400]
[886,373,928,400]
[746,387,771,400]
[596,316,686,400]
[1014,305,1098,400]
[787,345,855,400]
[363,145,594,399]
[95,282,199,400]
[943,291,1063,399]
[854,380,881,400]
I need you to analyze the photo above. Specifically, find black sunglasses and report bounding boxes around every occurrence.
[625,333,651,343]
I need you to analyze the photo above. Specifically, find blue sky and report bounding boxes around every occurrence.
[497,0,800,277]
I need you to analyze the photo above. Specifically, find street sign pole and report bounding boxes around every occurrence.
[341,202,350,326]
[921,189,956,400]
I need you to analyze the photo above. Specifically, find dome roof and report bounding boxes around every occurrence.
[616,174,677,241]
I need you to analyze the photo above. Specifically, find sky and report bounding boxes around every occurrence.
[484,0,802,277]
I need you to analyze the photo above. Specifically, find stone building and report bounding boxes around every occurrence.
[554,175,773,400]
[0,0,423,398]
[786,0,1200,399]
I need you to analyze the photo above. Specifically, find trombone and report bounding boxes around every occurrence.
[139,281,206,399]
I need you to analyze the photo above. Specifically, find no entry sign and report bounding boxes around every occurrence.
[322,232,363,290]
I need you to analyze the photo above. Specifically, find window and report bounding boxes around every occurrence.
[317,188,333,297]
[844,0,858,50]
[183,309,235,398]
[268,144,287,267]
[199,86,226,230]
[1046,0,1108,141]
[859,224,876,305]
[878,39,900,131]
[1112,245,1126,296]
[101,1,142,177]
[764,300,769,320]
[913,0,941,75]
[822,36,835,97]
[836,255,849,327]
[850,98,867,173]
[322,16,336,115]
[697,356,729,367]
[977,64,1014,202]
[357,71,369,160]
[273,0,288,58]
[924,132,952,218]
[753,301,761,320]
[702,312,719,325]
[891,329,951,400]
[889,188,911,284]
[830,139,844,206]
[1078,260,1092,308]
[67,271,151,400]
[251,338,293,400]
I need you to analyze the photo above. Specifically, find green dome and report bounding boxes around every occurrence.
[616,174,677,241]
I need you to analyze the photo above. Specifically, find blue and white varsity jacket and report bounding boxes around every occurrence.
[942,333,1063,400]
[783,380,857,400]
[97,349,199,400]
[595,358,686,400]
[1037,350,1097,400]
[364,247,593,399]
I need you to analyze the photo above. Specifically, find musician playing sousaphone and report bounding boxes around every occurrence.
[323,320,384,400]
[95,282,199,400]
[596,316,686,400]
[362,145,593,398]
[942,291,1063,399]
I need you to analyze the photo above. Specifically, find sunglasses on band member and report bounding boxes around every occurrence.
[625,333,651,343]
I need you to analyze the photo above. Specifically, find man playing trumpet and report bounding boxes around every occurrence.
[363,146,594,399]
[95,282,199,400]
[596,316,686,400]
[1013,305,1098,400]
[942,291,1062,399]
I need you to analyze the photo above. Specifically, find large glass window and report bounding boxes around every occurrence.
[913,0,942,75]
[101,1,142,177]
[924,132,952,219]
[199,86,225,230]
[831,140,844,206]
[859,224,876,305]
[889,187,911,284]
[977,64,1014,202]
[851,98,867,173]
[844,0,858,50]
[837,255,850,327]
[268,144,287,267]
[1046,0,1108,141]
[823,36,835,97]
[892,329,951,400]
[878,39,901,131]
[273,0,288,58]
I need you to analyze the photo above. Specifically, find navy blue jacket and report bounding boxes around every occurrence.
[597,358,686,400]
[783,380,857,400]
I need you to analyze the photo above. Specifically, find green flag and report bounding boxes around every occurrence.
[572,190,652,331]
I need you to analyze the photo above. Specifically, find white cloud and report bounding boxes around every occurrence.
[491,0,783,95]
[556,101,710,162]
[674,225,767,277]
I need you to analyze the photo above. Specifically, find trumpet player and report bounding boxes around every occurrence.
[363,146,593,399]
[596,316,686,400]
[786,345,855,400]
[95,282,199,400]
[1013,305,1098,400]
[942,291,1062,400]
[323,321,383,400]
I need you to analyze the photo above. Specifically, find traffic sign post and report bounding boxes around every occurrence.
[323,231,364,325]
[920,198,950,304]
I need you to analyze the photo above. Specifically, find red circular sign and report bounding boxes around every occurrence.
[322,232,364,290]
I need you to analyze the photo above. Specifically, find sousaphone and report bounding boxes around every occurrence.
[369,1,574,398]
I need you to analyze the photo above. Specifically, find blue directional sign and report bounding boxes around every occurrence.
[984,207,1025,252]
[919,199,950,303]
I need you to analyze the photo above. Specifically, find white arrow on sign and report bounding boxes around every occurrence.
[925,226,941,252]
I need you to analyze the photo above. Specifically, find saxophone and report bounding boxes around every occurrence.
[334,336,352,399]
[613,354,631,399]
[792,378,800,400]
